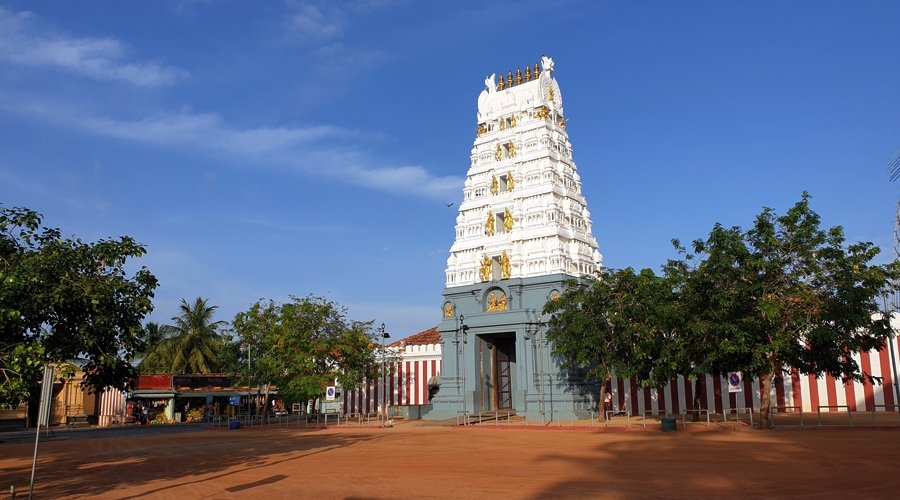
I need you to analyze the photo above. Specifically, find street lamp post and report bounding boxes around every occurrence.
[379,323,391,426]
[458,314,469,415]
[241,343,252,418]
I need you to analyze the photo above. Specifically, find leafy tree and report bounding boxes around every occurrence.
[0,205,157,405]
[233,296,379,407]
[140,298,228,374]
[543,268,674,417]
[664,194,899,428]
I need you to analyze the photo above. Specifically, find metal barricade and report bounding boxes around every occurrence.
[681,409,710,429]
[724,407,754,427]
[770,406,803,428]
[605,410,630,428]
[871,404,900,426]
[817,405,851,426]
[642,410,668,428]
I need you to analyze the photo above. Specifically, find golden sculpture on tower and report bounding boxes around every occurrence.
[476,123,486,137]
[504,207,513,232]
[491,175,499,195]
[495,143,503,161]
[509,114,516,128]
[443,302,454,318]
[486,211,495,236]
[487,291,508,312]
[500,250,510,279]
[507,141,516,157]
[536,105,549,119]
[507,171,515,191]
[479,254,492,282]
[548,87,555,102]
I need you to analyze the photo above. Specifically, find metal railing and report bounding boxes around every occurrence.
[724,407,754,427]
[681,409,710,429]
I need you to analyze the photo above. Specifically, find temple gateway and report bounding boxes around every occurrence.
[428,56,603,420]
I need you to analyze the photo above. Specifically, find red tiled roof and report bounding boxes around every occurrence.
[389,326,440,347]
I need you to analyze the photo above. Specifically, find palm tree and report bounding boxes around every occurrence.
[162,298,228,374]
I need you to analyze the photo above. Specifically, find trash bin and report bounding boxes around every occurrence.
[229,421,241,430]
[661,418,677,432]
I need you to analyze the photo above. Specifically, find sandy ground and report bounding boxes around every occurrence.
[2,422,899,499]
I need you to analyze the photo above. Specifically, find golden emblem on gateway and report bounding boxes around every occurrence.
[487,290,508,312]
[443,302,454,318]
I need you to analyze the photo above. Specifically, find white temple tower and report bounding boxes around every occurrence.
[429,57,603,421]
[445,56,602,289]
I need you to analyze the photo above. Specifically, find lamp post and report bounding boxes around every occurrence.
[458,314,469,415]
[379,323,391,425]
[241,343,252,417]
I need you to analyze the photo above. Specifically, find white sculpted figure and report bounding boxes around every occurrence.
[484,73,496,94]
[541,55,554,74]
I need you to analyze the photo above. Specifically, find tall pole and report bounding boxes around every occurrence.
[882,295,900,408]
[458,314,468,415]
[380,322,390,425]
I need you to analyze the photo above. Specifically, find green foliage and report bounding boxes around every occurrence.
[138,298,228,374]
[543,268,674,405]
[233,296,379,405]
[662,193,899,426]
[0,205,157,405]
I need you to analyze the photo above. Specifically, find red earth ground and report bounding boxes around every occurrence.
[2,422,899,499]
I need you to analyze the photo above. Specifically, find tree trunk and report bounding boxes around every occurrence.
[599,375,610,421]
[692,378,703,422]
[759,372,775,429]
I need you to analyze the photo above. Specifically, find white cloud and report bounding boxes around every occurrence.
[286,3,344,40]
[0,94,462,201]
[0,6,187,86]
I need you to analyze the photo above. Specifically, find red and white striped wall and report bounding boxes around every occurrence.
[343,343,442,414]
[98,387,126,426]
[607,335,900,416]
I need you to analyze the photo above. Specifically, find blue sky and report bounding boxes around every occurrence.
[1,0,898,339]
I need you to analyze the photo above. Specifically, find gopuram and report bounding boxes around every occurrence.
[428,56,603,421]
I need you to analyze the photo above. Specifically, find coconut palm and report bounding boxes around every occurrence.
[161,298,228,374]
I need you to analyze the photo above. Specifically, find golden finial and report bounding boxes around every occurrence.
[524,66,531,82]
[515,68,522,85]
[534,62,540,79]
[507,71,513,86]
[498,74,505,90]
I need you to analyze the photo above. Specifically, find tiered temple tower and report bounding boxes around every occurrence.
[428,56,603,420]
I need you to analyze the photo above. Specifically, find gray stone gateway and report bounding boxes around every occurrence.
[428,57,603,421]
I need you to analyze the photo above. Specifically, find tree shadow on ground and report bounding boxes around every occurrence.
[526,429,899,498]
[0,425,386,498]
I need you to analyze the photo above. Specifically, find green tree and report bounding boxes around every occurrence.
[665,194,899,428]
[0,205,157,405]
[233,296,379,407]
[543,268,673,417]
[150,297,228,374]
